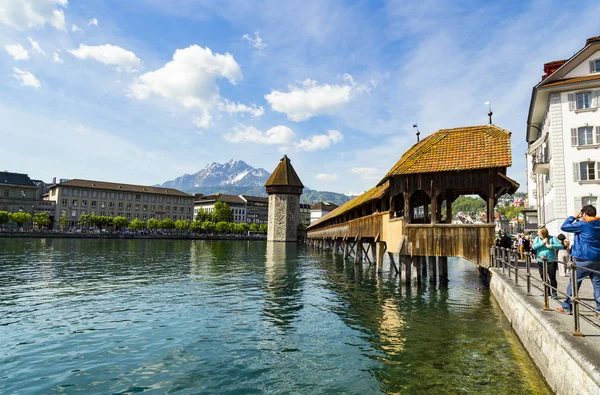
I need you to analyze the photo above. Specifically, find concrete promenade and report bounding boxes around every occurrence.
[490,264,600,395]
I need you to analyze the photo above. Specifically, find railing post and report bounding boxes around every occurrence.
[525,253,531,296]
[501,248,506,274]
[542,257,551,311]
[513,250,519,285]
[570,262,584,337]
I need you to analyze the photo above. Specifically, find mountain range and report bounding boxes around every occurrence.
[158,160,354,205]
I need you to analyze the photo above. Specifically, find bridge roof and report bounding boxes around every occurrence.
[378,125,512,185]
[309,180,389,228]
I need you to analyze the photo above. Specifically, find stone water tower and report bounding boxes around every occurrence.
[265,155,304,242]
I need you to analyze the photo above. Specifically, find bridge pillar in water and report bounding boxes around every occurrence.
[439,256,449,284]
[412,256,422,285]
[343,240,348,260]
[354,239,363,265]
[333,239,339,256]
[428,256,437,283]
[401,255,412,285]
[420,256,427,280]
[370,242,376,265]
[376,242,385,273]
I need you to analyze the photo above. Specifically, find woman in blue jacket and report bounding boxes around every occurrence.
[532,227,563,299]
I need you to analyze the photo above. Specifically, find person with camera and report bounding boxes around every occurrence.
[532,227,563,299]
[557,205,600,314]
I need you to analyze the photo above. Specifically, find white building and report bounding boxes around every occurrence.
[193,194,247,223]
[526,36,600,236]
[310,202,338,223]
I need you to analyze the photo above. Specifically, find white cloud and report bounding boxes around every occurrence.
[12,68,41,89]
[53,51,63,63]
[71,24,82,32]
[129,45,242,125]
[28,37,46,56]
[0,0,68,30]
[5,44,29,60]
[316,173,338,181]
[69,44,141,72]
[224,125,295,145]
[350,167,380,181]
[265,76,357,121]
[242,31,266,50]
[50,8,65,30]
[88,18,98,26]
[219,99,264,118]
[194,110,213,129]
[297,129,343,151]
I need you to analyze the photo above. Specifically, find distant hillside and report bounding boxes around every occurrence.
[158,160,355,205]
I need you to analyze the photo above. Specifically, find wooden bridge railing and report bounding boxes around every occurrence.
[306,212,386,240]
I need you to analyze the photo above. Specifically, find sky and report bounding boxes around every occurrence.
[1,0,599,196]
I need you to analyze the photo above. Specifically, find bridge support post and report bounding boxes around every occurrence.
[376,242,385,273]
[333,239,339,256]
[401,255,412,285]
[413,256,422,285]
[428,256,437,283]
[370,242,376,265]
[420,256,427,281]
[388,252,399,274]
[354,239,363,265]
[439,256,449,284]
[343,240,348,260]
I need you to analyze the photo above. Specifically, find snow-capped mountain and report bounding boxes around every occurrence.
[159,160,271,190]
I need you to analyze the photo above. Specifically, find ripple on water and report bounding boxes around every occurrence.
[0,239,551,394]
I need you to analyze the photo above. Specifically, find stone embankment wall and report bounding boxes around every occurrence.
[489,268,600,395]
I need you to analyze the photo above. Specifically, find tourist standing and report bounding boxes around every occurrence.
[518,235,524,260]
[556,234,570,277]
[558,205,600,314]
[532,227,563,299]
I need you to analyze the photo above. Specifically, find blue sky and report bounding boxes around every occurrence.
[1,1,599,195]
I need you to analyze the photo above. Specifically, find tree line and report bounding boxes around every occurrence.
[0,211,51,229]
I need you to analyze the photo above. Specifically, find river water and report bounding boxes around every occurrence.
[0,239,550,394]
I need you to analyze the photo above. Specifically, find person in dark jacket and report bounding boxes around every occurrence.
[558,205,600,314]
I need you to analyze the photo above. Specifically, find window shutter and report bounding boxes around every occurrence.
[591,60,596,73]
[571,128,578,146]
[597,126,600,144]
[574,197,582,212]
[595,90,600,108]
[573,162,580,181]
[568,94,575,111]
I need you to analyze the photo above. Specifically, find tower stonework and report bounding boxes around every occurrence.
[265,155,303,242]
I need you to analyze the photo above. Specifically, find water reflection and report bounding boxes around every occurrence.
[263,242,303,330]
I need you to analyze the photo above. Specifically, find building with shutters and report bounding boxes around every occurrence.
[526,35,600,236]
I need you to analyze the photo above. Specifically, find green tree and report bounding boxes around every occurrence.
[10,212,32,227]
[215,221,228,233]
[498,205,523,219]
[237,222,250,234]
[129,218,144,230]
[451,196,486,217]
[58,215,68,230]
[174,219,189,231]
[113,216,129,230]
[147,218,159,230]
[258,224,267,233]
[212,202,233,223]
[190,220,202,232]
[195,207,212,222]
[249,223,258,232]
[79,214,91,230]
[0,211,10,227]
[201,221,215,232]
[33,212,51,229]
[159,218,175,230]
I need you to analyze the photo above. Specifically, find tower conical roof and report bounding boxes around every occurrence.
[265,155,304,189]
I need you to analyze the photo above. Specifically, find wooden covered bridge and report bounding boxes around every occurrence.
[306,125,519,284]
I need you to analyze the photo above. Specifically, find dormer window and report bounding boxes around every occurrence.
[576,92,591,109]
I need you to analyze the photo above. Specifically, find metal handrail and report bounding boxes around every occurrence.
[490,246,599,336]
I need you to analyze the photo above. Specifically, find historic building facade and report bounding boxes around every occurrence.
[45,179,194,224]
[526,36,600,236]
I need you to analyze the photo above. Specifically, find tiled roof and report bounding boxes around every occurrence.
[196,193,246,204]
[53,179,193,197]
[265,155,304,188]
[308,181,389,229]
[0,171,36,187]
[542,73,600,87]
[586,36,600,46]
[241,195,268,203]
[310,202,339,210]
[380,125,512,182]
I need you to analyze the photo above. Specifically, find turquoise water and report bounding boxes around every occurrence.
[0,239,550,394]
